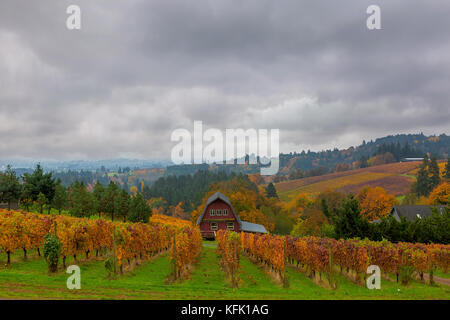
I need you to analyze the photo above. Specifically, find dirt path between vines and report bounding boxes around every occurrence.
[422,274,450,286]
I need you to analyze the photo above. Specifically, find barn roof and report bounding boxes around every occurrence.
[241,221,268,234]
[391,205,446,222]
[196,192,242,226]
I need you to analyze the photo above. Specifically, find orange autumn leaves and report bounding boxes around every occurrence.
[285,236,450,280]
[0,209,201,275]
[428,182,450,205]
[286,237,370,278]
[356,187,398,221]
[171,226,202,279]
[238,231,449,285]
[0,210,53,260]
[241,232,286,275]
[288,184,445,223]
[150,213,192,228]
[216,230,241,287]
[286,187,398,226]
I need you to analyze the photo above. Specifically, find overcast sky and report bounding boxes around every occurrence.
[0,0,449,160]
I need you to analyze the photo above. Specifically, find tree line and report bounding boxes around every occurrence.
[375,142,423,161]
[143,170,238,212]
[288,173,449,244]
[333,196,449,244]
[0,164,152,223]
[280,133,449,177]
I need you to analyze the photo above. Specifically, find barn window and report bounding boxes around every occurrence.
[223,209,228,216]
[226,221,234,230]
[216,209,222,216]
[210,222,218,231]
[210,209,215,216]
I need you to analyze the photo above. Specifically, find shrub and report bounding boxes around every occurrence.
[104,255,115,276]
[400,265,415,285]
[43,233,62,273]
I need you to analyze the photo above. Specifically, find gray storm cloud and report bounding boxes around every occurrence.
[0,0,449,160]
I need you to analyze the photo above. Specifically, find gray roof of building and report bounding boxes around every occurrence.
[241,221,268,234]
[391,205,446,222]
[196,192,242,226]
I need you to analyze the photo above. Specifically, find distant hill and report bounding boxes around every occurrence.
[279,133,449,174]
[162,133,450,178]
[3,133,447,194]
[274,161,422,202]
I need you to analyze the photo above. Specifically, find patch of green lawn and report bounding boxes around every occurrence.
[434,269,450,279]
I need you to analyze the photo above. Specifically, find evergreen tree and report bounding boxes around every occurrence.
[69,182,94,217]
[0,165,22,210]
[52,183,68,214]
[115,189,130,222]
[425,207,450,244]
[429,156,441,190]
[93,181,106,215]
[334,196,370,239]
[415,155,431,196]
[37,192,47,214]
[23,164,56,203]
[319,198,328,218]
[265,182,278,199]
[360,156,369,168]
[104,182,119,220]
[129,193,151,223]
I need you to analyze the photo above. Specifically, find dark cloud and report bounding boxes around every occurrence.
[0,0,449,160]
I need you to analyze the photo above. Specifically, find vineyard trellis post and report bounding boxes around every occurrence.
[282,237,288,287]
[429,261,434,285]
[233,240,238,288]
[328,244,336,289]
[173,233,177,279]
[113,225,117,274]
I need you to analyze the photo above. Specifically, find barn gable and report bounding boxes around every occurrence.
[196,191,267,237]
[196,192,242,226]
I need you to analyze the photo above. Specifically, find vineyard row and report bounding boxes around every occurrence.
[239,232,449,285]
[0,209,201,278]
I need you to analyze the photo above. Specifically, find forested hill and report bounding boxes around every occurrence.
[29,133,449,190]
[160,133,449,178]
[279,133,449,174]
[143,170,247,212]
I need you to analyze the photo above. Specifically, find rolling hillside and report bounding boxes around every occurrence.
[279,133,449,173]
[274,161,422,202]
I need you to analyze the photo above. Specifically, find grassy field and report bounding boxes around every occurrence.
[275,162,421,202]
[0,243,448,300]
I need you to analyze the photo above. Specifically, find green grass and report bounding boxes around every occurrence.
[399,173,417,180]
[0,246,449,300]
[435,269,450,280]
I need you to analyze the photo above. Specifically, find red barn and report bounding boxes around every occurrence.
[196,192,268,239]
